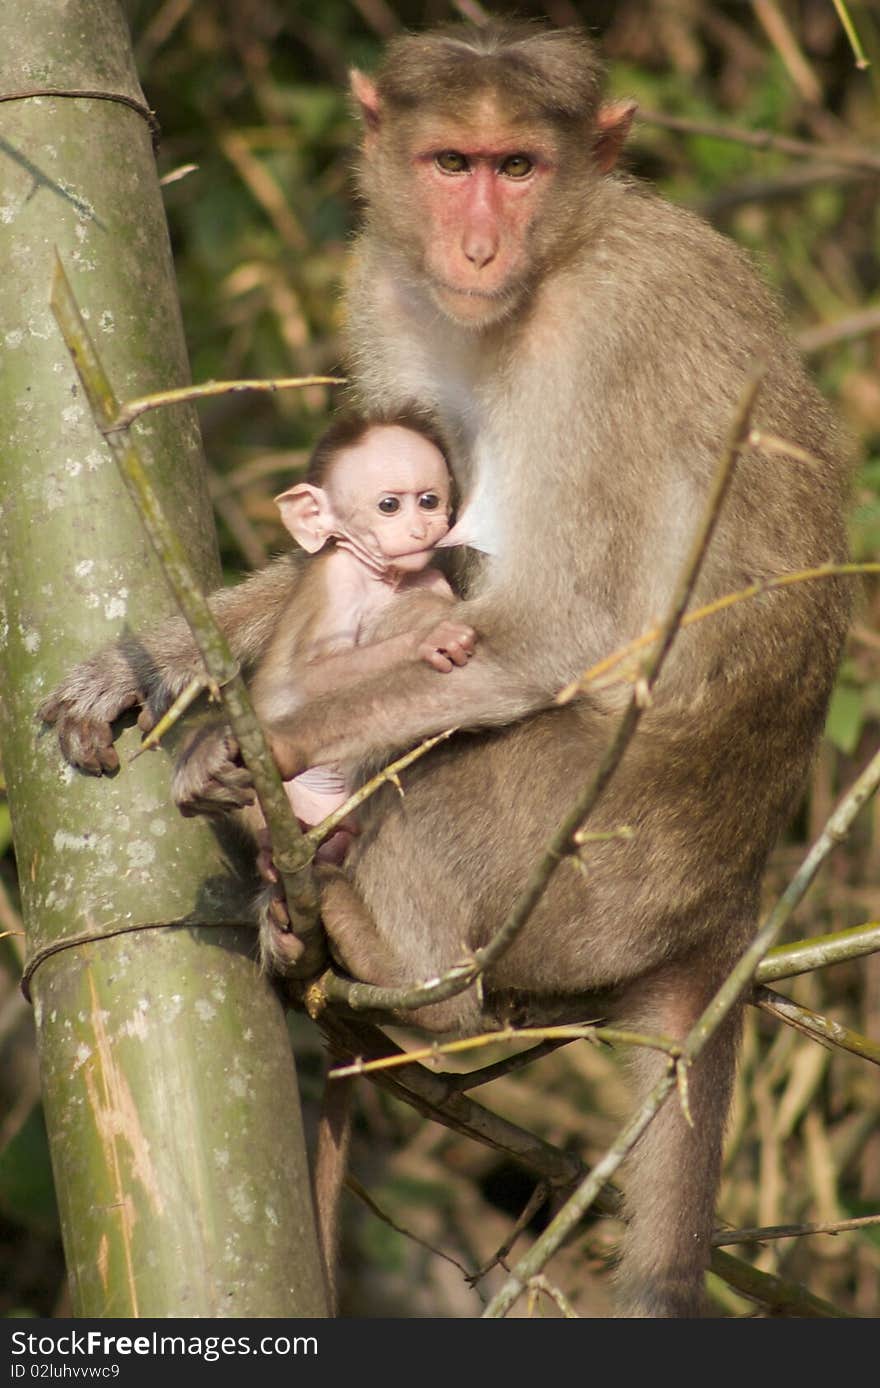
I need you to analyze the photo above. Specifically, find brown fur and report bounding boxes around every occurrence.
[272,22,851,1314]
[41,22,851,1316]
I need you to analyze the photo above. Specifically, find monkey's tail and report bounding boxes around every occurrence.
[312,1067,355,1314]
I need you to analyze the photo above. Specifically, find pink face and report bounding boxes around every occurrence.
[406,99,558,327]
[329,425,452,571]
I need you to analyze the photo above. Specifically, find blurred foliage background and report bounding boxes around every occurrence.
[2,0,879,1317]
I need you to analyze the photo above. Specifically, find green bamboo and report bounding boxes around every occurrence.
[49,256,325,974]
[0,0,327,1316]
[756,920,880,982]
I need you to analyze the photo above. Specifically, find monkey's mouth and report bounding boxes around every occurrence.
[431,275,512,302]
[428,274,521,326]
[387,546,436,563]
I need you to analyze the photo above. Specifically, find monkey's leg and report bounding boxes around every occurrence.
[609,963,742,1319]
[315,867,485,1034]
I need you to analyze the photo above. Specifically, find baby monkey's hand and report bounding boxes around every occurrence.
[417,619,477,673]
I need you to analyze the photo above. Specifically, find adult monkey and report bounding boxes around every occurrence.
[42,23,850,1316]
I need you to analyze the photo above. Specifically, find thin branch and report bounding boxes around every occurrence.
[304,729,456,850]
[328,1023,681,1080]
[50,255,324,974]
[469,1183,550,1281]
[752,0,823,103]
[450,0,491,24]
[708,1248,849,1317]
[557,562,880,704]
[446,1040,575,1092]
[316,1014,586,1191]
[830,0,871,70]
[319,1017,846,1317]
[525,1276,580,1318]
[713,1213,880,1247]
[482,1061,682,1318]
[218,129,308,252]
[318,373,764,1018]
[135,0,195,66]
[755,921,880,983]
[797,304,880,354]
[316,947,479,1015]
[326,922,880,1287]
[349,0,399,39]
[702,163,871,220]
[755,985,880,1066]
[346,1174,477,1283]
[129,675,205,761]
[111,374,344,430]
[159,163,198,188]
[851,624,880,654]
[327,914,880,1119]
[637,109,880,174]
[0,878,25,966]
[482,744,880,1317]
[746,428,825,466]
[684,747,880,1061]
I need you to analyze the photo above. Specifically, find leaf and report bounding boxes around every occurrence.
[824,683,864,755]
[0,1105,59,1237]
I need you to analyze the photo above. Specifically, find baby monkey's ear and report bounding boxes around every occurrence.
[275,483,335,553]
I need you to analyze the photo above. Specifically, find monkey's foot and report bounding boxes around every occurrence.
[172,724,254,816]
[257,883,319,976]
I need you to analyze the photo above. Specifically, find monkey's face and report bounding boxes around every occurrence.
[331,425,453,572]
[377,99,565,328]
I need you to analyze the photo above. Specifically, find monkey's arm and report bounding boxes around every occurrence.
[171,590,477,816]
[164,583,473,815]
[39,555,304,773]
[267,599,560,777]
[250,580,471,715]
[302,619,476,691]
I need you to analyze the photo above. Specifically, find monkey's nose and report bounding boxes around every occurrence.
[463,232,498,268]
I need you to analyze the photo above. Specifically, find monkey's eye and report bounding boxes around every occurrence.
[377,496,401,515]
[419,492,442,511]
[435,150,469,175]
[500,154,534,179]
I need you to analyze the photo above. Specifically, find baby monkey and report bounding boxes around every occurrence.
[244,411,475,871]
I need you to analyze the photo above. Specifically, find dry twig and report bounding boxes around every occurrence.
[638,109,880,174]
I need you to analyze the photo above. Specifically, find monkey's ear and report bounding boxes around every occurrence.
[275,484,334,554]
[350,69,382,148]
[593,100,637,175]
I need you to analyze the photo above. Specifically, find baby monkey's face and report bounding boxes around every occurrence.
[330,425,453,572]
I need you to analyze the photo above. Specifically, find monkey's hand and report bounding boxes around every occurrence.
[38,649,150,774]
[416,619,477,673]
[172,722,255,818]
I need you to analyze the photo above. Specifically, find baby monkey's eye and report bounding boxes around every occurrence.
[435,150,469,175]
[419,493,442,511]
[500,154,533,179]
[377,496,401,515]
